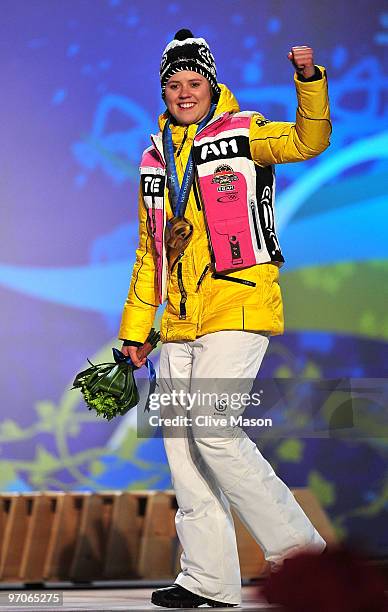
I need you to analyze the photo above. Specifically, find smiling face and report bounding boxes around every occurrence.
[164,71,213,126]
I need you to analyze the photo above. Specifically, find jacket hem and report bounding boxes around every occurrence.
[159,304,284,343]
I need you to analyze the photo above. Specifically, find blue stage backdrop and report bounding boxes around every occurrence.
[1,0,387,556]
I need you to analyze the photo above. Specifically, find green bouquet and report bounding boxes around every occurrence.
[72,328,160,420]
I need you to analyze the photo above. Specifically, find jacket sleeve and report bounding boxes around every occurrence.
[249,65,332,165]
[118,184,159,344]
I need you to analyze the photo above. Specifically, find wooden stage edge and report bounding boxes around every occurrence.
[0,569,386,611]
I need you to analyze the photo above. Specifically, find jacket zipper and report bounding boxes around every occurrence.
[212,272,256,287]
[176,126,188,157]
[170,251,184,273]
[192,116,229,263]
[250,199,261,249]
[193,177,202,211]
[177,262,187,320]
[196,264,210,291]
[193,167,216,265]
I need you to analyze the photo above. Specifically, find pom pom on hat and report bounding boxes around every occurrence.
[174,29,194,41]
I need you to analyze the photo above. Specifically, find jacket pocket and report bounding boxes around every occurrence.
[212,272,256,287]
[213,218,250,268]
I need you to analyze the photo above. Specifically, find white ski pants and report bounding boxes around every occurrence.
[158,330,326,605]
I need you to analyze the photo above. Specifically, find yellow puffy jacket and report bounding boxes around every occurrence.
[118,68,331,344]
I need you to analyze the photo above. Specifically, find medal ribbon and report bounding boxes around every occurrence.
[163,103,216,218]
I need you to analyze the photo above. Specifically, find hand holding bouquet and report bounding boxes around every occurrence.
[72,329,160,420]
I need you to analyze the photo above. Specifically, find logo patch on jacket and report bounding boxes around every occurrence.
[211,164,238,192]
[199,137,239,161]
[255,117,272,127]
[141,174,165,196]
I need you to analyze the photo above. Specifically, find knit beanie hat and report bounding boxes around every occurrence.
[160,29,221,100]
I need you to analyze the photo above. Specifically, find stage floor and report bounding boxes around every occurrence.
[0,586,282,611]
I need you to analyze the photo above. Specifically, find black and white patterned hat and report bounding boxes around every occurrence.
[160,29,221,99]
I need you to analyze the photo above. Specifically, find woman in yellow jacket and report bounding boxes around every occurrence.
[119,30,331,608]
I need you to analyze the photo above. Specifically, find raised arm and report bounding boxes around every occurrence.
[249,46,332,166]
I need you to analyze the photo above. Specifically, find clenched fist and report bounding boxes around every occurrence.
[288,46,315,79]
